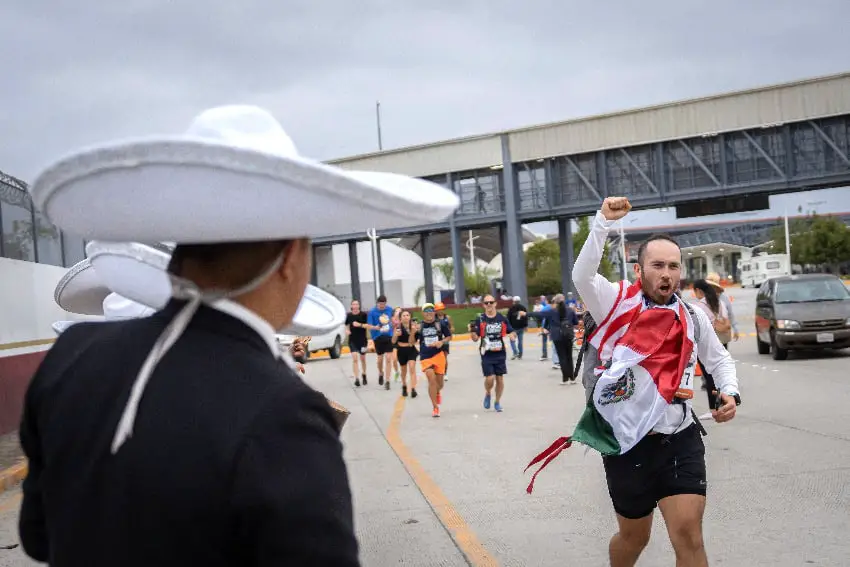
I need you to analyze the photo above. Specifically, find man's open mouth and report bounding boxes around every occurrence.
[659,283,671,293]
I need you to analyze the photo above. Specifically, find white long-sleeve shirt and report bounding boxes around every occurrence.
[573,211,740,433]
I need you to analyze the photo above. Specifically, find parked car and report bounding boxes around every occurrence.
[276,321,346,363]
[754,273,850,360]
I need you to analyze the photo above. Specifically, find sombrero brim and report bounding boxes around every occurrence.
[54,259,112,315]
[705,279,724,289]
[86,241,346,336]
[102,292,157,320]
[31,139,460,243]
[86,242,172,310]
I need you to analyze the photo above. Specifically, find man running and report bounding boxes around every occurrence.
[418,303,451,417]
[470,294,516,412]
[526,196,740,567]
[367,295,395,390]
[434,302,453,381]
[345,300,369,386]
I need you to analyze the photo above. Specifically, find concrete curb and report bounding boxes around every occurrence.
[0,460,27,495]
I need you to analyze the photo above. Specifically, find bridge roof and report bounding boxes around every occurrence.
[327,71,850,178]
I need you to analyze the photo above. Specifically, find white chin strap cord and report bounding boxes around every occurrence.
[110,252,286,455]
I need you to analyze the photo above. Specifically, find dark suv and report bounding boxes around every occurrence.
[755,274,850,360]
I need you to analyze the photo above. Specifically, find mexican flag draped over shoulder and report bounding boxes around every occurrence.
[524,279,696,494]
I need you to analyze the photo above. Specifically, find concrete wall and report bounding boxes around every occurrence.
[0,258,87,435]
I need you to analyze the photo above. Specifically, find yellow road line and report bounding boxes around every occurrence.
[0,461,27,498]
[386,397,499,567]
[0,339,54,352]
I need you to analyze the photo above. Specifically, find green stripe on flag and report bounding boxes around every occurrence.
[570,399,621,456]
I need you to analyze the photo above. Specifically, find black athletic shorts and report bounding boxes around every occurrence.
[481,356,507,377]
[349,338,367,355]
[396,347,418,365]
[373,335,394,355]
[602,423,706,519]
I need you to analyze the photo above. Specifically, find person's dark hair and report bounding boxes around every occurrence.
[636,234,680,266]
[376,295,387,303]
[556,300,567,319]
[167,240,290,288]
[693,279,720,315]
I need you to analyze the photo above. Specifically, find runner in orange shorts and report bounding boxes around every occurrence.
[417,303,452,417]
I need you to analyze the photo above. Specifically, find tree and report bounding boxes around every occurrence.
[414,260,497,305]
[572,216,615,280]
[766,217,812,264]
[523,217,616,297]
[766,215,850,270]
[797,216,850,272]
[525,239,562,297]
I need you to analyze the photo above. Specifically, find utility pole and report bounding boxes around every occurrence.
[375,101,383,151]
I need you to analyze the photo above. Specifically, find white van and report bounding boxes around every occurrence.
[739,254,790,288]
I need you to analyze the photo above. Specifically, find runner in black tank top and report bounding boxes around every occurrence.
[391,310,419,398]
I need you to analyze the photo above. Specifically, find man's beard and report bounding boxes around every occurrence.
[642,280,675,305]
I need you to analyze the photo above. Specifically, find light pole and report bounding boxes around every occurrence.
[619,220,627,280]
[366,228,381,296]
[783,205,791,275]
[467,230,480,273]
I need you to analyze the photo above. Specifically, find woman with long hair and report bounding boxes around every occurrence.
[391,310,419,398]
[692,279,732,412]
[390,306,402,381]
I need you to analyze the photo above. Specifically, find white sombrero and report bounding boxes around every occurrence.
[53,259,112,315]
[52,293,157,336]
[32,105,460,455]
[85,241,347,336]
[30,105,460,243]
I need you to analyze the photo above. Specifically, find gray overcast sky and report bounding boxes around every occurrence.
[1,0,848,182]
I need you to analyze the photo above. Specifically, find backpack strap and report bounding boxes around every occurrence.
[573,312,596,381]
[682,301,701,343]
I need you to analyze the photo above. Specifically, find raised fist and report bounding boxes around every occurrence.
[601,197,632,221]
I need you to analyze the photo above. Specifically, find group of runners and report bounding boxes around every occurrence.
[344,293,521,417]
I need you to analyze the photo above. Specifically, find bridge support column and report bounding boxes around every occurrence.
[500,134,527,304]
[450,226,465,303]
[498,223,512,293]
[310,245,319,286]
[421,233,435,303]
[557,218,575,295]
[348,241,361,302]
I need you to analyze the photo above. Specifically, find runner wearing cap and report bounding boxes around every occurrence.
[19,104,459,566]
[418,303,452,417]
[434,302,453,381]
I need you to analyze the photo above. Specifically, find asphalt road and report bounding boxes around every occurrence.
[1,286,848,566]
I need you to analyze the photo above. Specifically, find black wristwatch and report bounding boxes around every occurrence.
[715,391,741,407]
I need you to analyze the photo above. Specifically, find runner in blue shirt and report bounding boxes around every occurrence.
[367,295,395,389]
[470,294,516,413]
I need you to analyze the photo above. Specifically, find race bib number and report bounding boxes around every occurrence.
[484,337,502,352]
[675,358,696,400]
[424,335,438,347]
[380,324,390,333]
